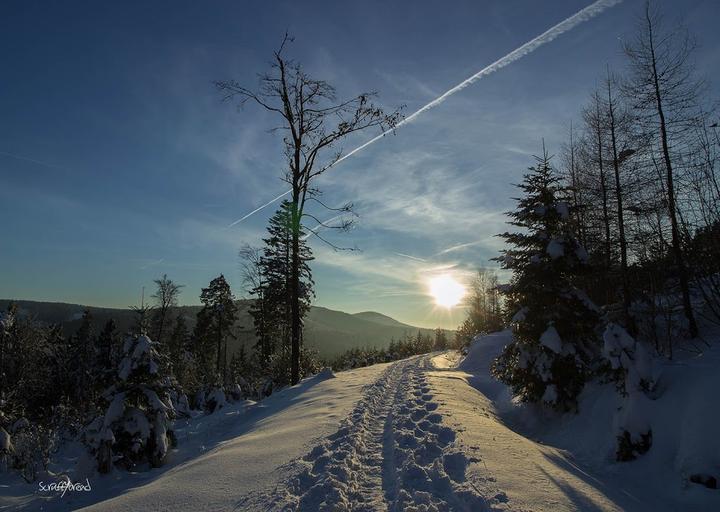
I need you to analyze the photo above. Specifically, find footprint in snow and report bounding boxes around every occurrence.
[427,413,442,424]
[443,452,468,483]
[411,409,427,421]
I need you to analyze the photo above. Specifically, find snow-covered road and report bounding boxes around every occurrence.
[73,350,644,511]
[266,355,488,511]
[5,332,717,510]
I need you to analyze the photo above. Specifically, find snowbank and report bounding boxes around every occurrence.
[457,329,720,510]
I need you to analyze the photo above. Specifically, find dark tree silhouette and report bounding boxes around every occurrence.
[216,35,402,384]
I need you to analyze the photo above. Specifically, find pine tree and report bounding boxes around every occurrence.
[168,314,195,390]
[248,200,314,373]
[198,275,238,386]
[130,303,153,336]
[434,329,448,351]
[69,309,97,411]
[96,319,120,391]
[492,150,600,411]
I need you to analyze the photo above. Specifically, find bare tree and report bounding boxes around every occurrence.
[216,35,402,383]
[623,2,702,337]
[605,68,637,333]
[583,90,613,272]
[151,274,184,345]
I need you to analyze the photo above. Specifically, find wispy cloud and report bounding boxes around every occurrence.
[224,0,623,227]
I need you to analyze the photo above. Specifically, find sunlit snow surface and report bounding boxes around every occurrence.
[2,330,720,511]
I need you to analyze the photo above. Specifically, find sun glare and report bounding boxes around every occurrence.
[428,275,466,308]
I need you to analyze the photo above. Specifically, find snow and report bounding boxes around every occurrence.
[2,329,719,511]
[142,388,170,413]
[542,384,558,403]
[459,330,720,511]
[132,335,152,360]
[546,237,565,259]
[124,408,151,442]
[539,324,562,353]
[0,427,11,452]
[603,323,659,392]
[555,201,570,219]
[511,307,528,323]
[269,356,487,511]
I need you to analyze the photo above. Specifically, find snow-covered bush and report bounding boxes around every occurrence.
[204,387,227,413]
[602,323,658,461]
[602,323,657,395]
[85,334,176,472]
[8,420,55,482]
[167,387,191,418]
[492,153,600,411]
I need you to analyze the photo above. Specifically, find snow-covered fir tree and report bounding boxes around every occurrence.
[492,150,600,411]
[86,333,175,473]
[602,323,658,460]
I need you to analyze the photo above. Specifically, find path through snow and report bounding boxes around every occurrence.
[268,355,488,511]
[68,343,667,511]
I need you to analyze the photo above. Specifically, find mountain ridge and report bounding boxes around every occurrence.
[0,299,451,358]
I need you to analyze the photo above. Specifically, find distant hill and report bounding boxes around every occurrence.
[0,299,451,359]
[352,311,411,328]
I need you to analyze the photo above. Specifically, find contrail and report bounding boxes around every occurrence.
[437,240,485,255]
[227,0,622,228]
[0,150,66,170]
[393,252,428,263]
[227,189,292,228]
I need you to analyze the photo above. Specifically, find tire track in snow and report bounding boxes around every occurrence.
[274,355,492,511]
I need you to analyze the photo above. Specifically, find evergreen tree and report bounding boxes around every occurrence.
[492,150,600,411]
[96,319,120,390]
[0,303,17,400]
[69,309,97,411]
[197,275,238,385]
[168,314,195,391]
[86,334,175,472]
[247,201,314,372]
[434,329,448,351]
[130,303,153,336]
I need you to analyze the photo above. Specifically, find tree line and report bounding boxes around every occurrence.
[455,2,720,462]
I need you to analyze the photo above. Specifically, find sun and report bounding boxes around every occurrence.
[428,275,466,308]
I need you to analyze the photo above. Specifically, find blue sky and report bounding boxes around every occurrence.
[1,0,718,328]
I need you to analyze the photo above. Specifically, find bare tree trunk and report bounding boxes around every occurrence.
[594,95,612,274]
[216,36,401,384]
[290,198,301,384]
[216,314,223,378]
[646,10,699,338]
[606,74,634,334]
[223,332,228,385]
[568,122,586,247]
